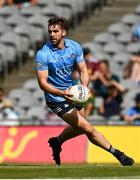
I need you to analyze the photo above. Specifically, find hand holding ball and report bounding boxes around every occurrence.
[69,85,91,104]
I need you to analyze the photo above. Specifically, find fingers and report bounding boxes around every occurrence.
[63,88,72,96]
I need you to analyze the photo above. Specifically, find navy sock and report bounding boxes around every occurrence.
[108,145,122,157]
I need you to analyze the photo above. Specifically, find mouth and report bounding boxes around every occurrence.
[51,38,56,41]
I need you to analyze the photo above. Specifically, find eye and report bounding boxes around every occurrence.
[48,30,52,34]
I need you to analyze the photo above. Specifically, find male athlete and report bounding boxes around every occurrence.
[35,17,134,166]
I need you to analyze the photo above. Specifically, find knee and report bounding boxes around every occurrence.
[81,124,99,138]
[80,123,93,135]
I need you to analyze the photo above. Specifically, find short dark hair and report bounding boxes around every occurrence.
[83,48,91,56]
[48,16,68,31]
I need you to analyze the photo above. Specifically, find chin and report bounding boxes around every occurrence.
[51,41,57,46]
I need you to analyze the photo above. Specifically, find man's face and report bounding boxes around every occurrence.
[48,24,66,46]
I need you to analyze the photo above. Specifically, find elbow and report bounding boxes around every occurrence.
[39,85,45,91]
[38,80,46,91]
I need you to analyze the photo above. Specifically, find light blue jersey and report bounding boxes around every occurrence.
[35,39,84,102]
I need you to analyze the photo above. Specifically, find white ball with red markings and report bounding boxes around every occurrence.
[69,85,91,104]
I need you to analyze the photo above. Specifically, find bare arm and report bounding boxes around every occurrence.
[98,104,105,115]
[90,71,109,86]
[77,61,90,87]
[124,114,140,122]
[36,70,69,97]
[109,80,126,93]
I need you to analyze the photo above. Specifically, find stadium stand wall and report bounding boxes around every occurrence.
[0,125,139,164]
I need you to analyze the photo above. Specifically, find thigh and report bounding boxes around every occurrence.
[61,107,92,131]
[78,107,86,118]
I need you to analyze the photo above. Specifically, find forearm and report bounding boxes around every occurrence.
[124,115,133,122]
[99,75,109,86]
[110,80,126,92]
[80,70,90,87]
[124,115,140,122]
[38,80,64,96]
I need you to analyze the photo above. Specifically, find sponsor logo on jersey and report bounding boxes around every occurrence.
[56,65,73,77]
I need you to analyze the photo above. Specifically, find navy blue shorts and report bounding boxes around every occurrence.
[46,101,84,117]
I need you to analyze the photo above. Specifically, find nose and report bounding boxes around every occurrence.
[49,31,55,37]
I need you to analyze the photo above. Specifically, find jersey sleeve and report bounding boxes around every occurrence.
[35,50,48,71]
[75,42,84,63]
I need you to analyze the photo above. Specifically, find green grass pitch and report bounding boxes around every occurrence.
[0,164,140,179]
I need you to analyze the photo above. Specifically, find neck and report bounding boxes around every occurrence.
[58,38,65,49]
[53,38,65,50]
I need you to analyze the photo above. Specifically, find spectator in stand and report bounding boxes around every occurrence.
[7,0,37,7]
[83,48,100,116]
[123,93,140,125]
[83,48,99,76]
[123,51,140,85]
[0,101,19,121]
[91,60,126,98]
[0,87,19,124]
[0,87,12,110]
[132,23,140,42]
[98,85,122,118]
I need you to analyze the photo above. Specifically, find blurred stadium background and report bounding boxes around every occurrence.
[0,0,140,178]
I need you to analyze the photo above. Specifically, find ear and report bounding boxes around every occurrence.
[62,30,66,37]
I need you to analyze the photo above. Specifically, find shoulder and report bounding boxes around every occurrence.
[66,39,83,58]
[65,39,82,48]
[36,43,51,55]
[35,43,50,60]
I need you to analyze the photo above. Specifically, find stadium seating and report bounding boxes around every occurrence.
[107,22,130,36]
[103,42,125,55]
[121,13,140,27]
[126,43,140,54]
[93,32,116,45]
[0,0,105,79]
[0,5,18,18]
[112,52,131,68]
[82,42,103,54]
[116,32,132,45]
[1,0,140,125]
